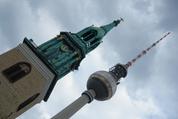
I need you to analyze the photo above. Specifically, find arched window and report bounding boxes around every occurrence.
[2,62,31,83]
[17,93,40,111]
[81,30,97,42]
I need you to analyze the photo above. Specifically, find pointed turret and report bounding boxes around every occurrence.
[76,18,123,53]
[100,19,123,35]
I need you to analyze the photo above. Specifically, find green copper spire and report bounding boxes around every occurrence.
[28,19,123,101]
[100,19,123,35]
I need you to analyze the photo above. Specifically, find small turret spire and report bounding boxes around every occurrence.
[100,18,124,35]
[75,19,123,53]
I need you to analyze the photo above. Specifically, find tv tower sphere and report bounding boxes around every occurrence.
[87,63,127,101]
[87,71,117,101]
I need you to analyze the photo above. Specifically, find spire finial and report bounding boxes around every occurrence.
[113,18,124,26]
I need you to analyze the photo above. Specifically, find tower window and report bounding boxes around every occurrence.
[82,30,97,42]
[90,38,100,46]
[2,62,31,83]
[17,93,40,112]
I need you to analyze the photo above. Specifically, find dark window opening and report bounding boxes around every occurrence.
[88,42,100,51]
[82,30,97,42]
[2,62,31,83]
[81,31,92,39]
[90,38,100,46]
[17,93,40,112]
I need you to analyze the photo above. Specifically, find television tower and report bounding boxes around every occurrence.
[51,32,171,119]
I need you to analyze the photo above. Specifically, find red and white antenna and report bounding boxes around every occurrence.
[124,32,171,69]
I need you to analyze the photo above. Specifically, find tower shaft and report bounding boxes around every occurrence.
[51,90,95,119]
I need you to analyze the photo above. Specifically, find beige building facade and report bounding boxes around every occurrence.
[0,42,55,119]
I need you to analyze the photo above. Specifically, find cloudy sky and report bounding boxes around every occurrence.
[0,0,178,119]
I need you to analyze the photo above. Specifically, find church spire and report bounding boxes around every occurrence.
[36,19,122,100]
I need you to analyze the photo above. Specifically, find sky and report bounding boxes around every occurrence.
[0,0,178,119]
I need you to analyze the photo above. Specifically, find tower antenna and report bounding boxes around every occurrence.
[124,32,171,69]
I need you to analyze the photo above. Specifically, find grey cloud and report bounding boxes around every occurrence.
[18,107,45,119]
[27,0,97,31]
[0,0,39,47]
[155,0,178,31]
[0,0,178,119]
[132,0,152,14]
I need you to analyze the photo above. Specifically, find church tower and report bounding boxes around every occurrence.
[0,19,122,119]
